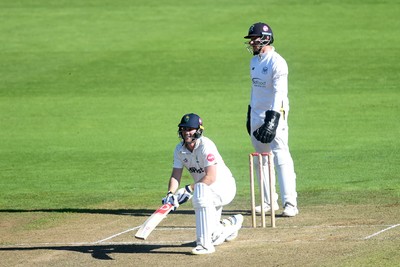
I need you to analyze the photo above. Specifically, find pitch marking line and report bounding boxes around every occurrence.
[94,223,399,244]
[4,224,393,247]
[364,223,400,240]
[1,223,398,248]
[95,226,141,244]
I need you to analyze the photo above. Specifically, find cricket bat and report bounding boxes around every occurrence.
[135,203,175,240]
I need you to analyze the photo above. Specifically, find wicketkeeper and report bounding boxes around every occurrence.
[162,113,243,255]
[244,22,299,217]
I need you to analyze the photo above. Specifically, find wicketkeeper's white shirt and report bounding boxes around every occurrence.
[249,46,289,119]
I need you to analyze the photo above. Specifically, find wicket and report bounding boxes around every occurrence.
[249,152,276,228]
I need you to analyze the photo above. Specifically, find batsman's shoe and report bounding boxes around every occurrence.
[213,214,243,246]
[191,244,215,255]
[225,230,238,242]
[282,202,299,217]
[224,214,243,242]
[255,202,279,213]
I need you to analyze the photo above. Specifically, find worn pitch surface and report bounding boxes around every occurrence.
[1,204,399,266]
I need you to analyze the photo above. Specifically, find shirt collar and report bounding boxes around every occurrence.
[180,137,201,153]
[258,46,275,60]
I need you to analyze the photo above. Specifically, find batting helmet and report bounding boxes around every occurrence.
[178,113,204,139]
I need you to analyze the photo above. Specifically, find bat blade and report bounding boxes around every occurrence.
[135,203,174,240]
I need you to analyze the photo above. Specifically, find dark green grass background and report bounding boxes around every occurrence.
[1,0,399,209]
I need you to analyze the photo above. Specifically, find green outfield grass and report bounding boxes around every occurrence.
[1,0,399,212]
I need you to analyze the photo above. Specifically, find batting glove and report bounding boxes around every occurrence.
[162,191,179,210]
[175,185,193,205]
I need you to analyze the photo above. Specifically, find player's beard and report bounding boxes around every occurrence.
[253,45,262,55]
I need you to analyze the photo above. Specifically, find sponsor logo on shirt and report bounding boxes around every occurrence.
[188,167,205,174]
[252,78,266,87]
[207,154,215,162]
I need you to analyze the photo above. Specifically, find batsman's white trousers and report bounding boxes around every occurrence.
[192,179,236,248]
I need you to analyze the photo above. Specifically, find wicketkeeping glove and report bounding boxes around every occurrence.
[175,184,193,205]
[253,110,280,143]
[246,105,251,135]
[162,191,179,210]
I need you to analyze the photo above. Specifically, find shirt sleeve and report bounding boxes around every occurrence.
[173,145,184,169]
[201,139,219,168]
[271,57,288,112]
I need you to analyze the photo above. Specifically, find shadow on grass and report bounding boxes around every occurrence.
[0,208,252,216]
[0,242,196,259]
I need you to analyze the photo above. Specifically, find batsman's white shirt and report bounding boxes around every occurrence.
[173,136,235,203]
[174,136,236,249]
[250,46,289,118]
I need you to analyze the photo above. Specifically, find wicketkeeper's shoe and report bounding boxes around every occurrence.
[282,202,299,217]
[255,202,279,213]
[191,244,215,255]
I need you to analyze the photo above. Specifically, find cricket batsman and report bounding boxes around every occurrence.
[244,22,299,217]
[162,113,243,255]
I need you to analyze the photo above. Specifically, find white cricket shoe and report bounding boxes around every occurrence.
[225,231,238,242]
[282,202,299,217]
[212,214,243,245]
[225,214,243,242]
[191,244,215,255]
[255,202,279,213]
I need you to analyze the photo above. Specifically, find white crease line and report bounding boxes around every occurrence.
[95,226,141,244]
[95,226,197,244]
[2,224,397,248]
[84,223,400,244]
[364,223,400,240]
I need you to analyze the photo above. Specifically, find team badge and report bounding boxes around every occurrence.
[262,66,268,74]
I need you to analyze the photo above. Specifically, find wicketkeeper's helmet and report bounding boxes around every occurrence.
[244,22,274,54]
[178,113,204,139]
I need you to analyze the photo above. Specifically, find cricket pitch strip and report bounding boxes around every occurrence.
[0,204,399,266]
